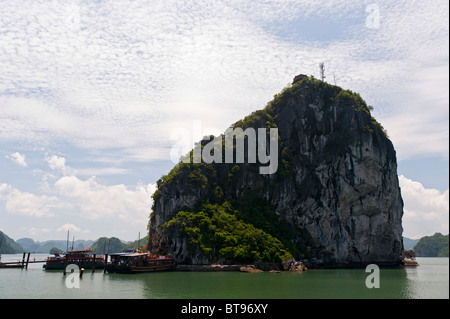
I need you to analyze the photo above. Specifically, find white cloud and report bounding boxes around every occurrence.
[56,223,89,234]
[399,175,449,238]
[0,183,61,217]
[19,227,52,237]
[53,175,156,224]
[6,152,27,167]
[45,155,71,175]
[57,223,80,233]
[74,167,130,177]
[1,156,157,224]
[43,154,129,178]
[380,63,449,160]
[0,0,446,163]
[0,174,156,238]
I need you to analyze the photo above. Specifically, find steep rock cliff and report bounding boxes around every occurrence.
[148,76,404,267]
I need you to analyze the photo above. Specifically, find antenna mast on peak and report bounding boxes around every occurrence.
[319,62,325,81]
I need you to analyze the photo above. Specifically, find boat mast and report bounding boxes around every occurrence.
[66,230,69,253]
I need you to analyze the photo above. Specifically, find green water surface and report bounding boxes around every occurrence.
[0,255,447,299]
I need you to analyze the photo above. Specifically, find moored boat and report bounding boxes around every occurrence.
[43,250,105,270]
[105,252,176,274]
[400,249,419,267]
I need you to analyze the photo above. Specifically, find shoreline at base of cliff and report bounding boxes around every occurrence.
[175,260,308,272]
[174,260,406,272]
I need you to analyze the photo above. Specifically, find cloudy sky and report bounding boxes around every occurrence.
[0,0,448,242]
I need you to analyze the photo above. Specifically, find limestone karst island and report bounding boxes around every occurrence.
[147,75,404,269]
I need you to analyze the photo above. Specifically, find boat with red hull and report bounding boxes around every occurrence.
[106,252,176,273]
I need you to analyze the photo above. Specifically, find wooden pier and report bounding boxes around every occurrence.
[0,263,24,269]
[0,252,47,269]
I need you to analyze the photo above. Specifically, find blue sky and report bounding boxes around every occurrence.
[0,0,448,242]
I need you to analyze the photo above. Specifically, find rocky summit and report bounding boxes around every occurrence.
[148,75,404,268]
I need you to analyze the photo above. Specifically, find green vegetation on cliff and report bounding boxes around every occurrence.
[162,202,293,263]
[414,233,449,257]
[49,247,64,255]
[235,192,303,258]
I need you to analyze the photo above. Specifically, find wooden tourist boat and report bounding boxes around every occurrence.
[43,250,105,270]
[105,252,176,274]
[400,249,419,267]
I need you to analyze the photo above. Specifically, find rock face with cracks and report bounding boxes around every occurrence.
[148,76,404,268]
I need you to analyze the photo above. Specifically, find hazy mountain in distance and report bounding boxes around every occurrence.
[403,237,420,250]
[17,238,95,253]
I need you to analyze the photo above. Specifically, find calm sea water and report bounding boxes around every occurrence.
[0,254,448,299]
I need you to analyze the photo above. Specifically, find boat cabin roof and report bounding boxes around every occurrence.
[68,250,91,253]
[110,252,147,257]
[109,252,173,260]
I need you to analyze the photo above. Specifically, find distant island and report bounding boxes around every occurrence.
[148,75,403,268]
[16,237,95,254]
[1,230,448,258]
[0,230,147,255]
[414,233,449,257]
